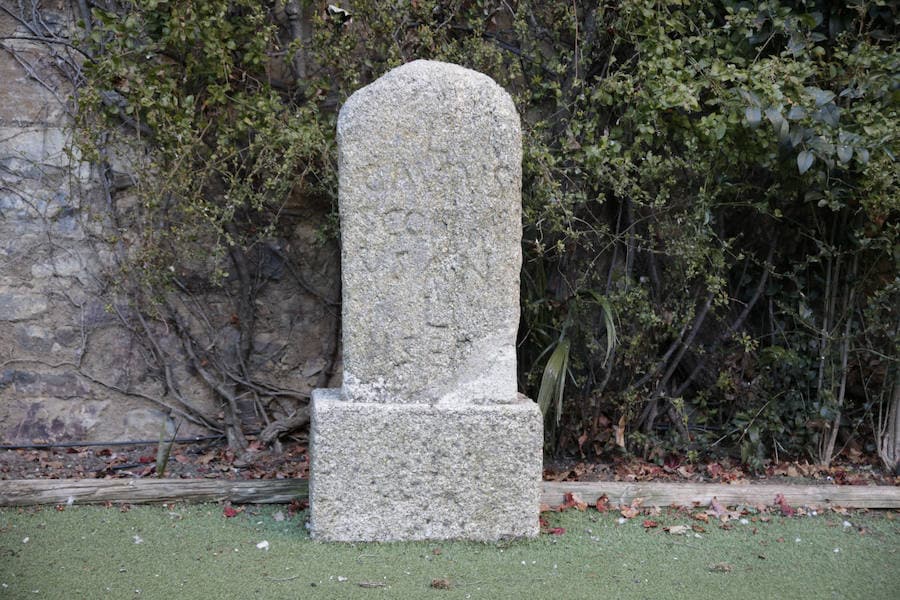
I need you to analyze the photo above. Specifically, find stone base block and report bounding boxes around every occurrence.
[309,389,543,541]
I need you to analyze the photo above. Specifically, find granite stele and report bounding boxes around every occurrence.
[309,60,543,542]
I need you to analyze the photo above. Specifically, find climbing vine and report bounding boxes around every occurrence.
[17,0,896,466]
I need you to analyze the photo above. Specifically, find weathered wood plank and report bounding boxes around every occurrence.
[541,481,900,509]
[1,478,897,508]
[0,479,308,506]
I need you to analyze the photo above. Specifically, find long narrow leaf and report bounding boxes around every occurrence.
[537,338,570,425]
[585,291,618,367]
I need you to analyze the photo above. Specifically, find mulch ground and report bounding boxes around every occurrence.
[1,438,897,487]
[0,438,309,481]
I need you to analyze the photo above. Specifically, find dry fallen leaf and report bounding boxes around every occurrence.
[431,578,452,590]
[547,527,566,535]
[774,493,796,517]
[614,414,626,448]
[710,496,727,517]
[709,563,733,573]
[620,506,640,519]
[665,525,690,535]
[560,492,588,512]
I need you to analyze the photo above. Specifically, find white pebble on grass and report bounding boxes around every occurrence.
[843,521,852,528]
[256,541,269,550]
[833,548,841,553]
[132,536,143,544]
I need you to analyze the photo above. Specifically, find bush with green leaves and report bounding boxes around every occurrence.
[71,0,897,464]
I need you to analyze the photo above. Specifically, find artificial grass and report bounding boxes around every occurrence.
[1,504,897,599]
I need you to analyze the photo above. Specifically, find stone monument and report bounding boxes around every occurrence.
[309,60,543,542]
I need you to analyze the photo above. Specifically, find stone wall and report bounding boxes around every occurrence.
[0,5,340,444]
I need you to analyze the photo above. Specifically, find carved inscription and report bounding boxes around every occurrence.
[337,60,522,404]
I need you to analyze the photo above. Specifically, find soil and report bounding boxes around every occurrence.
[0,437,310,481]
[544,455,900,486]
[2,437,897,487]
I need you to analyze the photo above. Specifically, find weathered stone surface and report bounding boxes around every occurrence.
[337,60,522,405]
[310,60,541,541]
[2,397,109,441]
[0,11,342,443]
[310,389,541,541]
[0,292,49,321]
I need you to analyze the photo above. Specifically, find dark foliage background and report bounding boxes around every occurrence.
[64,0,898,468]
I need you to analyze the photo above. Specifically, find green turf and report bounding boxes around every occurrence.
[1,504,898,599]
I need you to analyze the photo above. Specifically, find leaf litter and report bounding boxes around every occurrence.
[540,484,879,567]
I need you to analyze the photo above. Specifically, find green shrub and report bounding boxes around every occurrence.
[72,0,897,461]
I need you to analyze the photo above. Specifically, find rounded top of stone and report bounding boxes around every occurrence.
[337,60,517,134]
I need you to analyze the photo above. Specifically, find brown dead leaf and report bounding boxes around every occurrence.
[560,492,588,512]
[676,466,694,478]
[706,462,723,478]
[620,506,640,519]
[665,525,691,535]
[709,563,733,573]
[431,578,452,590]
[774,493,796,517]
[710,496,726,517]
[614,414,626,448]
[594,494,610,513]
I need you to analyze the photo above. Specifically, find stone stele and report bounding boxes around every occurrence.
[309,60,542,542]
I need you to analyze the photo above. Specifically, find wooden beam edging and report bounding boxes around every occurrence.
[1,478,898,508]
[541,481,900,509]
[0,478,308,507]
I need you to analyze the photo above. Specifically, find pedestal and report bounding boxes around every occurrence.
[309,388,543,541]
